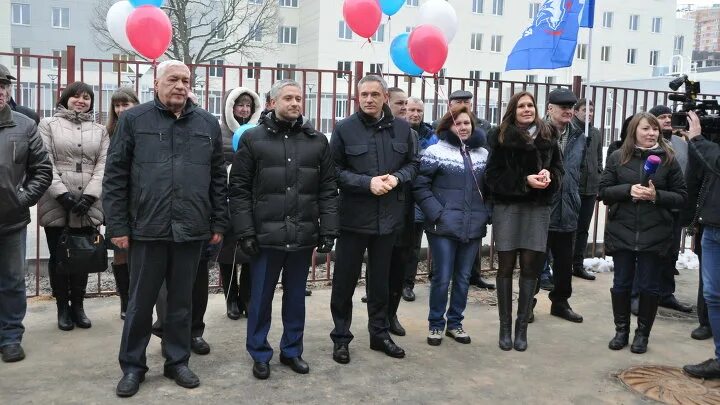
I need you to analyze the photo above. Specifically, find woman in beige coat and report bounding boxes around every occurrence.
[38,81,109,331]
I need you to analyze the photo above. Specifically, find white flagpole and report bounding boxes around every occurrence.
[584,27,593,139]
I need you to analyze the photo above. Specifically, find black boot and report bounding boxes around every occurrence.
[608,289,631,350]
[496,277,513,351]
[70,274,91,329]
[112,263,130,320]
[56,300,74,331]
[220,264,241,320]
[514,277,537,352]
[630,293,659,354]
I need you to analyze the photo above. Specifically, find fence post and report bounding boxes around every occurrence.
[66,45,76,85]
[353,61,363,112]
[572,75,582,98]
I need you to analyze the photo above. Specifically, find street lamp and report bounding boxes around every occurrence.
[47,74,58,111]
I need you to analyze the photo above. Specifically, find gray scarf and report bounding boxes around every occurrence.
[54,105,95,123]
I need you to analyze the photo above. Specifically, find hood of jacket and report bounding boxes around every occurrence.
[54,105,95,123]
[223,87,262,132]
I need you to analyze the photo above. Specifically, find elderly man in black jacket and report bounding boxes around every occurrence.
[0,74,51,363]
[229,79,338,380]
[103,60,228,397]
[329,75,418,364]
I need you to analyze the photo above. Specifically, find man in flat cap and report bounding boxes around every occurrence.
[0,65,39,124]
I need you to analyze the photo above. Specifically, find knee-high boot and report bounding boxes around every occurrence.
[608,289,631,350]
[514,277,537,351]
[630,292,659,354]
[112,263,130,320]
[69,273,92,329]
[496,277,513,351]
[49,264,73,331]
[220,263,241,320]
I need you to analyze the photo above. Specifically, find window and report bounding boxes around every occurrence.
[52,50,67,69]
[249,0,262,4]
[11,3,30,25]
[602,11,613,28]
[469,70,482,80]
[249,23,262,41]
[246,62,261,79]
[601,46,611,62]
[13,47,30,67]
[51,7,69,28]
[525,74,537,83]
[371,24,385,42]
[112,53,135,73]
[576,43,587,60]
[545,76,557,84]
[370,63,384,75]
[492,0,503,15]
[629,15,639,31]
[406,0,418,6]
[489,71,501,89]
[674,35,685,53]
[279,0,298,6]
[338,21,352,40]
[528,2,540,19]
[209,59,224,77]
[405,26,414,33]
[276,63,296,80]
[626,48,637,64]
[490,35,502,53]
[210,22,225,40]
[278,26,297,44]
[470,33,482,51]
[651,17,662,33]
[472,0,484,13]
[337,61,351,79]
[649,50,660,66]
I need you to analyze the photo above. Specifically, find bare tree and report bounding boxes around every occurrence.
[91,0,279,65]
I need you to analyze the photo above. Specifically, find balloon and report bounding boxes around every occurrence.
[233,124,256,152]
[390,33,423,76]
[129,0,163,6]
[106,1,135,51]
[379,0,404,16]
[126,6,172,60]
[418,0,458,43]
[408,25,448,75]
[342,0,382,39]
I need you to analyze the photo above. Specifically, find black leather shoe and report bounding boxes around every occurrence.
[305,289,312,297]
[659,295,693,313]
[57,301,74,331]
[471,277,496,290]
[550,304,583,323]
[280,354,310,374]
[389,315,406,336]
[684,359,720,379]
[361,294,368,303]
[226,300,241,320]
[332,343,350,364]
[1,343,25,362]
[190,337,210,355]
[573,266,596,281]
[163,364,200,388]
[402,287,415,302]
[116,373,145,397]
[70,302,92,329]
[252,361,270,379]
[691,325,713,340]
[370,338,405,359]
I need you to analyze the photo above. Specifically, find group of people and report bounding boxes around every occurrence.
[2,58,720,398]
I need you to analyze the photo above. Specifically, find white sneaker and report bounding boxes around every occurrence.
[446,326,471,344]
[427,329,443,346]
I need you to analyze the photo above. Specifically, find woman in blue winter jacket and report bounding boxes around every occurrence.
[414,105,492,346]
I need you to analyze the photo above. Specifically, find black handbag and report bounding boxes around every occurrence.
[55,215,109,274]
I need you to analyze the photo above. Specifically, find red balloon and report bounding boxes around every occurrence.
[343,0,382,39]
[408,25,448,75]
[126,6,172,60]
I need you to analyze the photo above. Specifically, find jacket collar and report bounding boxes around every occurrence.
[497,123,553,151]
[153,96,197,119]
[0,104,14,128]
[438,129,486,149]
[413,122,434,139]
[263,111,316,136]
[357,103,394,128]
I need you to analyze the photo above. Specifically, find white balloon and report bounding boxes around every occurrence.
[106,1,135,51]
[418,0,458,43]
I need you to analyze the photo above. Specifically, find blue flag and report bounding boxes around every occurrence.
[580,0,595,28]
[505,0,590,71]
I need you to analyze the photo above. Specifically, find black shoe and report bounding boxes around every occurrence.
[550,303,584,323]
[691,325,713,340]
[252,361,270,379]
[226,300,241,320]
[280,354,310,374]
[659,295,693,313]
[57,300,74,331]
[573,266,596,281]
[631,297,639,316]
[389,315,406,336]
[684,359,720,379]
[70,300,92,329]
[471,277,495,290]
[370,338,405,359]
[190,337,210,355]
[609,290,631,350]
[305,289,312,297]
[116,372,145,397]
[402,287,415,302]
[1,343,25,362]
[630,293,659,354]
[538,278,554,291]
[332,343,350,364]
[163,364,200,388]
[361,294,367,303]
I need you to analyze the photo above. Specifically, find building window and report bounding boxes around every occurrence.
[249,0,262,4]
[276,63,296,80]
[51,7,69,29]
[602,11,613,28]
[52,50,67,69]
[674,35,684,53]
[626,48,637,64]
[629,15,639,31]
[601,46,611,62]
[370,63,383,74]
[13,47,30,67]
[406,0,418,6]
[279,0,298,7]
[651,17,662,33]
[249,23,262,41]
[472,0,484,13]
[247,62,261,79]
[371,24,385,42]
[210,22,225,40]
[545,76,557,84]
[338,21,352,40]
[337,61,351,79]
[470,33,482,51]
[11,3,30,25]
[492,0,503,16]
[112,53,135,73]
[278,26,297,44]
[576,43,587,60]
[528,2,540,19]
[209,59,224,77]
[489,71,501,89]
[469,70,482,80]
[649,50,660,66]
[525,74,537,83]
[490,35,502,53]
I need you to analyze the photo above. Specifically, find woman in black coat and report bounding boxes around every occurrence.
[599,112,687,354]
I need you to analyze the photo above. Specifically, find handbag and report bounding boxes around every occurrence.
[55,214,109,274]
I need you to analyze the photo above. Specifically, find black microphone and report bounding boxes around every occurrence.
[641,155,661,186]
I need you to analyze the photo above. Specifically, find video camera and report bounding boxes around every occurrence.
[668,75,720,136]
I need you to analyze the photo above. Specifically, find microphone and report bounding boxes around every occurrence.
[641,155,661,186]
[668,93,689,102]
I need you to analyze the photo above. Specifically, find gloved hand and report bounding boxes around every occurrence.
[56,193,78,212]
[72,195,97,216]
[239,237,260,257]
[316,236,335,254]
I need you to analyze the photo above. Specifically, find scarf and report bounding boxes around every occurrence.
[54,105,95,123]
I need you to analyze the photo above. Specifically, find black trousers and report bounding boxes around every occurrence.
[631,216,683,300]
[545,231,574,304]
[696,228,710,327]
[45,226,91,301]
[330,231,396,344]
[154,258,209,338]
[119,240,203,375]
[404,223,425,288]
[389,243,412,319]
[572,195,596,269]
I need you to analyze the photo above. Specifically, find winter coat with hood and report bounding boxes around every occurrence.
[548,118,586,232]
[221,87,262,163]
[38,106,109,228]
[413,129,491,242]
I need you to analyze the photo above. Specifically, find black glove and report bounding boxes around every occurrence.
[316,236,335,254]
[72,195,97,217]
[239,237,260,257]
[56,193,78,212]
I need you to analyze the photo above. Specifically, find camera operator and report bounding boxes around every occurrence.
[683,111,720,379]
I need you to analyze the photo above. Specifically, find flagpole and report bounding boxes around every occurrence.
[584,27,593,140]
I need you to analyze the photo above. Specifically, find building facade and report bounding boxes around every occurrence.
[685,6,720,52]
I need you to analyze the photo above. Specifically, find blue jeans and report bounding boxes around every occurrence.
[612,250,661,295]
[427,235,479,330]
[701,225,720,359]
[0,228,27,348]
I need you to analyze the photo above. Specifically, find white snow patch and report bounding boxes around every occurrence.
[676,250,700,270]
[584,257,614,273]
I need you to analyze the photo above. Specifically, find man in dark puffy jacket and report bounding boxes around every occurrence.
[329,75,418,364]
[0,73,51,363]
[104,60,228,397]
[229,79,338,380]
[0,64,39,125]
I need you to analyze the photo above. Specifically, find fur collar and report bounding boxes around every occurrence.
[54,105,94,123]
[223,87,262,133]
[437,129,486,149]
[494,124,553,151]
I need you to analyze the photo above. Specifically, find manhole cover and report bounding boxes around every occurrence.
[618,365,720,404]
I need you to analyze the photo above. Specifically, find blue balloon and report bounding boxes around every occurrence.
[379,0,404,16]
[129,0,163,7]
[390,33,423,76]
[232,123,256,152]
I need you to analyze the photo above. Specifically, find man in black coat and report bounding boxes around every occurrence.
[329,75,418,364]
[229,79,338,380]
[0,64,39,124]
[103,60,228,397]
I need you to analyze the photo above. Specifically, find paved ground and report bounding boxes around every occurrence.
[0,267,714,405]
